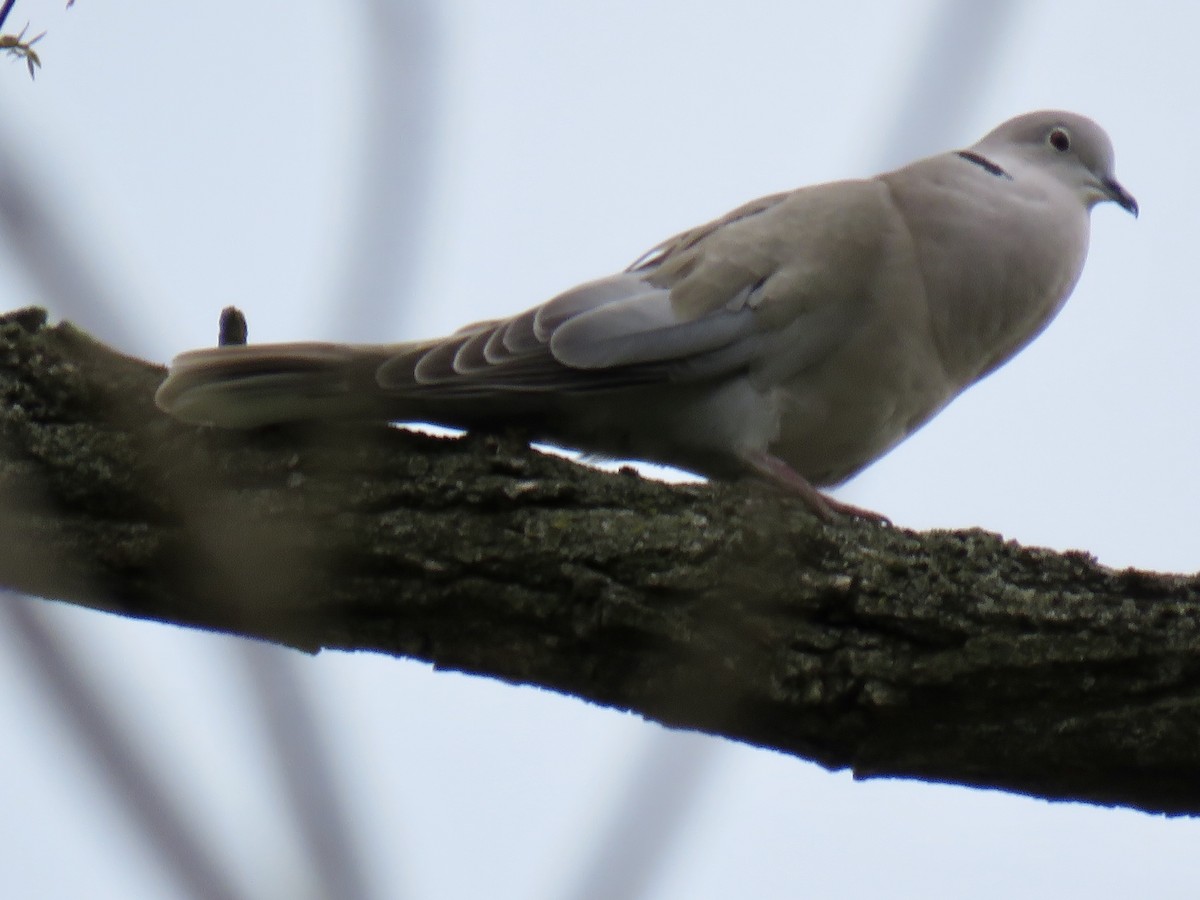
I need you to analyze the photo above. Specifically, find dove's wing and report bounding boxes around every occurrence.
[377,180,889,397]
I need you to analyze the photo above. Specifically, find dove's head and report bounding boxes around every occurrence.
[975,111,1138,217]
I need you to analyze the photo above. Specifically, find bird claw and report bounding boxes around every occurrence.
[742,450,890,525]
[809,493,892,526]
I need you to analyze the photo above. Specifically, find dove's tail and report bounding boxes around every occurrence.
[155,342,409,428]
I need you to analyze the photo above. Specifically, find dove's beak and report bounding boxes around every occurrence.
[1102,176,1138,217]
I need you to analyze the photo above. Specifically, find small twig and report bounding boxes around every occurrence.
[0,23,44,79]
[0,0,74,80]
[218,306,248,347]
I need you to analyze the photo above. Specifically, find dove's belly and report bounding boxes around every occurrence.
[533,339,953,489]
[769,327,957,487]
[531,375,786,480]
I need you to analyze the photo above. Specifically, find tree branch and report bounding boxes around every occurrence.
[2,307,1198,816]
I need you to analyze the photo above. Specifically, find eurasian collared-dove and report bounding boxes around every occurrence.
[156,110,1137,519]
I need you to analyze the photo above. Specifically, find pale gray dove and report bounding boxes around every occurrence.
[156,110,1137,520]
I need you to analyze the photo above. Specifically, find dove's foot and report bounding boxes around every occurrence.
[742,451,891,525]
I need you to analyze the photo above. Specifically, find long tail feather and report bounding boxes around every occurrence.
[155,342,401,427]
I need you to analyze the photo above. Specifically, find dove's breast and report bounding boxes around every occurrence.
[882,155,1092,386]
[761,196,958,487]
[763,159,1094,488]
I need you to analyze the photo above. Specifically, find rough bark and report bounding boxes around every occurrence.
[1,306,1198,816]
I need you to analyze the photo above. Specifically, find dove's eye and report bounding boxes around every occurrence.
[1048,128,1071,152]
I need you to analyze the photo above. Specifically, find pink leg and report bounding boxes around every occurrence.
[742,451,891,525]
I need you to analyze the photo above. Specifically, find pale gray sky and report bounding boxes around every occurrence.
[0,2,1196,899]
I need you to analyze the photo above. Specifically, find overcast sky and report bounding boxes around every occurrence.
[1,2,1197,898]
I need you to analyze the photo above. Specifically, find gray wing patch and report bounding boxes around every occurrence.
[374,203,821,396]
[376,271,772,395]
[549,292,757,369]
